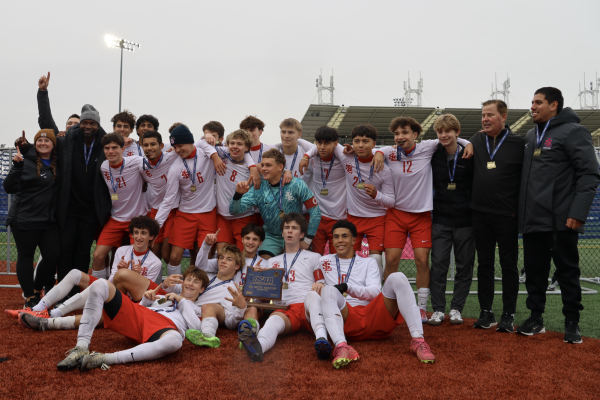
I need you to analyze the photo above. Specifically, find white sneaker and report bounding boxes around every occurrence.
[449,309,463,325]
[427,311,445,326]
[519,273,526,283]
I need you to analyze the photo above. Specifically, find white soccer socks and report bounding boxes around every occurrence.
[167,264,181,276]
[53,287,91,318]
[201,317,219,338]
[32,269,82,312]
[76,280,109,349]
[91,268,108,280]
[321,286,348,346]
[369,253,384,281]
[257,314,286,354]
[417,287,430,311]
[46,316,76,330]
[105,330,182,365]
[382,272,424,338]
[304,291,328,340]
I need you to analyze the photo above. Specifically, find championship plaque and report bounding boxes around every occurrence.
[242,267,289,310]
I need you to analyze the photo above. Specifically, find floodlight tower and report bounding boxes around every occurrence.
[578,73,600,110]
[490,73,510,107]
[105,35,140,112]
[403,72,423,107]
[316,69,335,105]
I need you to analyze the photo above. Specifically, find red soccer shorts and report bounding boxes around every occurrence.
[163,208,177,241]
[347,214,386,252]
[147,208,177,244]
[312,216,338,255]
[103,294,178,344]
[344,293,405,341]
[276,303,313,334]
[97,217,133,247]
[384,208,432,249]
[216,214,257,251]
[169,208,217,249]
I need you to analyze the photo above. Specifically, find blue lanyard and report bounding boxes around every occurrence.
[283,249,302,283]
[535,118,554,148]
[84,140,95,167]
[354,155,374,184]
[137,143,143,157]
[270,174,285,213]
[199,276,233,296]
[335,255,356,285]
[397,143,417,162]
[109,160,125,194]
[281,148,298,172]
[154,300,178,313]
[320,155,336,189]
[216,146,244,164]
[182,152,197,185]
[131,248,150,267]
[485,129,509,161]
[242,254,259,286]
[143,152,164,170]
[257,144,264,163]
[448,145,460,183]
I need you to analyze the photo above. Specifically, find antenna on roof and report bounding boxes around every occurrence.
[578,72,599,109]
[395,72,423,107]
[490,73,510,107]
[316,69,335,105]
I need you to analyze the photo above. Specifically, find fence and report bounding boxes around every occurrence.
[0,148,599,286]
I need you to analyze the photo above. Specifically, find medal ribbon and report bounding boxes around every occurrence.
[143,152,164,170]
[283,249,302,283]
[280,148,299,172]
[535,118,554,148]
[216,146,245,164]
[485,129,509,161]
[335,255,356,285]
[320,155,336,189]
[130,248,150,268]
[109,159,125,194]
[84,140,95,168]
[448,144,460,183]
[397,143,417,162]
[182,152,197,186]
[354,155,374,184]
[241,254,259,286]
[271,173,284,214]
[137,143,143,157]
[257,144,264,163]
[153,300,179,313]
[198,277,233,296]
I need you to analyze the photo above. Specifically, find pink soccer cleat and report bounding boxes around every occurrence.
[332,342,360,369]
[5,308,49,319]
[410,338,435,363]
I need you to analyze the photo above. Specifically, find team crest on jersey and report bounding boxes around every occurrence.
[543,138,553,149]
[285,192,295,202]
[181,169,190,179]
[273,261,281,268]
[345,164,353,174]
[322,260,332,271]
[389,152,397,161]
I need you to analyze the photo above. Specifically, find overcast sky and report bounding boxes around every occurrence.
[1,0,599,147]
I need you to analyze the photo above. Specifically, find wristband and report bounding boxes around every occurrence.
[303,237,313,245]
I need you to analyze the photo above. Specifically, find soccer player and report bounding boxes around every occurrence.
[237,213,326,363]
[203,120,225,146]
[371,117,472,321]
[240,115,273,166]
[230,149,321,259]
[318,220,435,368]
[111,110,138,156]
[136,114,159,143]
[274,118,311,180]
[302,124,394,277]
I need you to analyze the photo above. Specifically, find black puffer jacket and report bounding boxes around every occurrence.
[518,107,600,234]
[3,147,59,230]
[432,143,474,227]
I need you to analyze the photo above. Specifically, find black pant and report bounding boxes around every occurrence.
[57,215,98,294]
[10,221,60,298]
[472,210,519,314]
[523,231,582,323]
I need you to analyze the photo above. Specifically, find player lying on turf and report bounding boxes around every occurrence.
[318,220,435,367]
[182,232,248,348]
[23,267,209,371]
[237,213,327,363]
[5,216,162,322]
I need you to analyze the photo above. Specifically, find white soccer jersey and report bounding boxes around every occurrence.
[213,146,256,219]
[154,143,217,227]
[140,151,179,210]
[267,249,324,306]
[318,254,381,307]
[195,242,265,288]
[303,149,347,220]
[123,141,144,158]
[272,141,311,182]
[307,144,395,217]
[101,156,148,222]
[108,245,162,285]
[139,296,202,339]
[249,143,274,165]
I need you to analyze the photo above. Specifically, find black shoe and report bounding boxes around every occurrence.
[23,293,41,309]
[473,311,497,329]
[564,322,582,344]
[516,316,545,336]
[496,313,514,333]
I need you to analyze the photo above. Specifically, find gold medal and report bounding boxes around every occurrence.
[279,211,285,219]
[447,183,456,190]
[533,148,542,157]
[357,182,365,190]
[320,189,329,196]
[282,282,289,290]
[343,293,348,297]
[111,194,118,201]
[157,297,167,304]
[191,185,196,192]
[487,161,496,169]
[239,285,244,292]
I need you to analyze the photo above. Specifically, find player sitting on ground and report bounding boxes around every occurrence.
[45,268,206,371]
[319,220,435,367]
[237,213,326,363]
[183,231,249,348]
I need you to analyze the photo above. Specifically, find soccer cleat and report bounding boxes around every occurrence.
[57,346,89,371]
[314,338,332,360]
[496,312,514,333]
[409,338,435,364]
[547,281,558,291]
[518,272,526,283]
[79,352,110,371]
[18,312,49,331]
[516,316,545,336]
[332,342,359,369]
[427,311,445,326]
[420,309,428,323]
[8,308,49,319]
[563,322,582,344]
[185,329,221,348]
[449,309,463,325]
[238,320,263,363]
[4,308,29,318]
[473,311,497,329]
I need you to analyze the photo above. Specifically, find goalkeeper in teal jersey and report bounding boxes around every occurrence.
[230,149,321,258]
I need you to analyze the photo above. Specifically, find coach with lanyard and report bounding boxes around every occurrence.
[469,100,524,333]
[516,87,600,342]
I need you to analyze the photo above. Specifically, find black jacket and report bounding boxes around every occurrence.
[518,108,600,234]
[3,147,59,230]
[37,89,60,135]
[432,143,474,227]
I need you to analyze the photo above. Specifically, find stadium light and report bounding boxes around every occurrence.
[105,35,140,112]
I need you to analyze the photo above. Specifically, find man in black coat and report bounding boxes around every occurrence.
[516,87,600,343]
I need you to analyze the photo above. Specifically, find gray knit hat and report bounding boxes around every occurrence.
[80,104,100,125]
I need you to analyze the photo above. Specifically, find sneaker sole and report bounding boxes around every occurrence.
[516,328,546,336]
[238,320,263,363]
[427,319,444,326]
[449,319,464,325]
[314,339,332,361]
[496,327,514,333]
[186,330,221,348]
[473,322,497,329]
[564,338,583,344]
[419,358,435,364]
[18,313,45,331]
[333,356,358,369]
